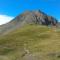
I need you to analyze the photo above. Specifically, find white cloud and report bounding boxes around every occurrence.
[0,15,14,25]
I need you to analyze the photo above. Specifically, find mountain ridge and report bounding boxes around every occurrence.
[0,10,58,35]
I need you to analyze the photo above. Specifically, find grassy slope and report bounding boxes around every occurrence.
[0,24,60,60]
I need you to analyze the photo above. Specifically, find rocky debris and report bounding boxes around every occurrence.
[47,52,60,58]
[21,44,30,57]
[22,53,41,60]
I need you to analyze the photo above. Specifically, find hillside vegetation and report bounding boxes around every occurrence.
[0,24,60,60]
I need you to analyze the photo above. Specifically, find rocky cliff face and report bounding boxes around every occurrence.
[0,10,58,35]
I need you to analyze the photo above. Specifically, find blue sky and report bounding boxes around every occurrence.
[0,0,60,25]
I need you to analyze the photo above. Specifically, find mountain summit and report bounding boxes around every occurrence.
[0,10,58,35]
[11,10,58,26]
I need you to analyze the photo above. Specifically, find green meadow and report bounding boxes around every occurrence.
[0,24,60,60]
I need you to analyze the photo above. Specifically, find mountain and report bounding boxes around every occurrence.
[0,10,60,60]
[0,10,58,35]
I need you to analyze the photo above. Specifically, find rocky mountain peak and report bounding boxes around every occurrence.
[17,10,58,26]
[0,10,58,35]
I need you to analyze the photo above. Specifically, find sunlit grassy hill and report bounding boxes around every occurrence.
[0,24,60,60]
